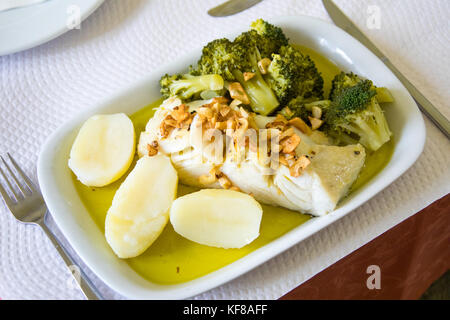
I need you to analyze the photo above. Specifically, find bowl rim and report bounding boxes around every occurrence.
[37,15,426,299]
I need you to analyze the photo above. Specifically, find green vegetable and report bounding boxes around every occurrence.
[283,96,330,123]
[250,18,289,58]
[266,45,324,105]
[329,72,362,101]
[195,28,280,115]
[160,73,224,101]
[195,38,246,81]
[325,72,392,151]
[331,72,394,103]
[233,30,279,114]
[192,19,295,115]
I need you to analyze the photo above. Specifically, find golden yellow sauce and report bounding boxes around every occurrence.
[72,46,394,285]
[350,140,394,192]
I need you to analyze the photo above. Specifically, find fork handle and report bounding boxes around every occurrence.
[39,222,103,300]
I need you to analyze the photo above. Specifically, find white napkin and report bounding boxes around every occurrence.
[0,0,449,300]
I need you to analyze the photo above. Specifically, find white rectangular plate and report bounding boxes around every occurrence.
[37,16,425,299]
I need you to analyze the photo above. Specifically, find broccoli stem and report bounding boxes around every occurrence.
[233,70,279,115]
[169,74,224,100]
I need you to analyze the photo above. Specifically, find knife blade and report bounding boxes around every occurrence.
[208,0,263,17]
[0,0,48,12]
[322,0,450,139]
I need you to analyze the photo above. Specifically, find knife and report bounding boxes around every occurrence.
[322,0,450,139]
[0,0,48,12]
[208,0,263,17]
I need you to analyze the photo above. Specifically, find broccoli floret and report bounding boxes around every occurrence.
[193,21,290,115]
[325,73,392,151]
[232,31,280,115]
[331,72,394,103]
[329,72,361,100]
[280,46,324,100]
[195,38,246,81]
[265,45,324,105]
[265,50,300,105]
[160,73,224,101]
[250,19,289,57]
[195,31,279,115]
[232,30,264,72]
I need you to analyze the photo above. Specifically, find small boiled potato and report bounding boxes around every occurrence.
[170,189,263,249]
[105,155,178,258]
[69,113,135,187]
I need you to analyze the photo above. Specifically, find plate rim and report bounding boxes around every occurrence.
[37,15,426,299]
[0,0,104,56]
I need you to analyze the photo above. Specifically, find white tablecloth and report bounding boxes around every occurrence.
[0,0,449,300]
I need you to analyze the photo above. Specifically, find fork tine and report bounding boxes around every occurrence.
[0,174,16,209]
[6,153,36,193]
[1,155,30,195]
[0,165,21,200]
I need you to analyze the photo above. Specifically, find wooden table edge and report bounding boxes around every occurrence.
[280,193,450,300]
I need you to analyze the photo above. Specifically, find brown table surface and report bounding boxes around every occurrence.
[280,194,450,300]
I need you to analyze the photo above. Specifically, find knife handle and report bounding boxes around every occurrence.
[381,58,450,139]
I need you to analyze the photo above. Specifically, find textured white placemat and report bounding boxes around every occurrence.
[0,0,449,300]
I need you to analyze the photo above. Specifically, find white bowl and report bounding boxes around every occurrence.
[37,15,425,299]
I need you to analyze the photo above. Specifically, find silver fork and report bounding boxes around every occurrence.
[0,153,102,300]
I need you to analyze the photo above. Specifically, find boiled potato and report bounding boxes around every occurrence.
[105,155,178,258]
[68,113,135,187]
[170,189,263,248]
